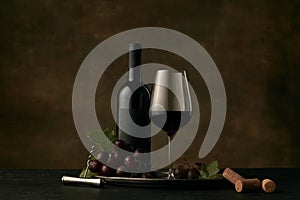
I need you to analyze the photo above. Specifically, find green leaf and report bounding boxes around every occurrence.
[199,160,220,179]
[104,128,118,143]
[206,160,220,178]
[87,128,117,151]
[79,168,97,178]
[199,168,208,178]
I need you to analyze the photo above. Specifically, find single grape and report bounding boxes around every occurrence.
[133,148,145,160]
[107,155,122,168]
[116,166,130,177]
[134,148,144,153]
[124,156,137,170]
[174,165,188,179]
[111,150,125,161]
[99,165,114,176]
[192,166,200,176]
[187,168,198,179]
[114,139,126,150]
[194,162,203,171]
[125,144,135,152]
[88,160,102,173]
[96,151,109,164]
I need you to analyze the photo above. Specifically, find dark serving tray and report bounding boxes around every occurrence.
[95,175,231,189]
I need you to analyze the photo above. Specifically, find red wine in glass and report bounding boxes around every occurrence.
[151,111,192,137]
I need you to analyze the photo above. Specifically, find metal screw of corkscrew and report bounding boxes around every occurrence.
[83,145,95,178]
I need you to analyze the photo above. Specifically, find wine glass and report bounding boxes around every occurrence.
[150,69,192,179]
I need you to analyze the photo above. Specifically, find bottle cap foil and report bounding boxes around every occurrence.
[129,43,142,51]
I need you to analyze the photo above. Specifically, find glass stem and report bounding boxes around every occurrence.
[167,135,175,179]
[168,136,171,166]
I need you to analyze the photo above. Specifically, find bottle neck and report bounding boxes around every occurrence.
[128,49,142,82]
[129,67,141,82]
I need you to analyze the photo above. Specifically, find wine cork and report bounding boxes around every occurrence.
[222,167,245,184]
[235,178,261,193]
[262,179,276,193]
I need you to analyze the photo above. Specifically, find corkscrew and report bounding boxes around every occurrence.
[62,146,105,187]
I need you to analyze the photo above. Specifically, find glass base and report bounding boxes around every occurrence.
[167,168,175,179]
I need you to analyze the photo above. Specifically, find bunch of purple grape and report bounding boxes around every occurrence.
[88,139,155,178]
[173,162,202,179]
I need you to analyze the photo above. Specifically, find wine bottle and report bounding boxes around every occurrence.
[116,43,151,153]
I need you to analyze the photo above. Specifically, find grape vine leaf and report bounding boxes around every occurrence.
[79,168,97,178]
[87,128,118,151]
[199,160,220,179]
[104,128,118,143]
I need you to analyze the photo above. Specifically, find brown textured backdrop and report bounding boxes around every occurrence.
[0,0,299,168]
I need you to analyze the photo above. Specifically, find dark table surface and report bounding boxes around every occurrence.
[0,168,299,200]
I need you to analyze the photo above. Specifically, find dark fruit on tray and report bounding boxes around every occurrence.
[134,148,144,154]
[114,139,126,150]
[99,165,114,176]
[125,144,135,152]
[187,168,198,179]
[124,156,137,169]
[89,140,206,180]
[96,151,109,164]
[173,161,202,179]
[88,160,102,173]
[133,148,144,160]
[194,162,203,171]
[92,139,151,177]
[111,150,125,161]
[116,166,130,177]
[174,165,188,179]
